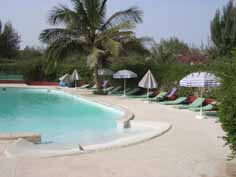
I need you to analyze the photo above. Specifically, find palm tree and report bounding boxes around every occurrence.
[40,0,143,92]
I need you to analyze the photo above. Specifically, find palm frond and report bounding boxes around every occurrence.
[99,0,107,18]
[103,38,121,56]
[48,4,77,25]
[95,21,137,57]
[0,20,2,34]
[95,21,135,42]
[119,37,150,56]
[46,38,86,61]
[101,6,143,30]
[71,0,89,23]
[39,28,77,44]
[83,0,105,29]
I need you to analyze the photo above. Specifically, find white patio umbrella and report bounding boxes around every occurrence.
[113,70,137,96]
[70,69,80,87]
[59,73,71,85]
[180,72,220,119]
[139,70,158,100]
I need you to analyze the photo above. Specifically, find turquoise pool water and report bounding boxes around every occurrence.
[0,88,123,145]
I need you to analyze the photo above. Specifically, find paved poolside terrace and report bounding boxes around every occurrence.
[0,85,236,177]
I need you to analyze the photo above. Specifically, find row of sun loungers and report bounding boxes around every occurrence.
[78,84,217,116]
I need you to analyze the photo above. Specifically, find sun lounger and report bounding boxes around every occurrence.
[149,92,168,101]
[125,88,141,96]
[166,87,177,99]
[175,98,205,109]
[86,84,96,90]
[108,86,122,95]
[189,104,214,112]
[160,97,187,105]
[79,84,90,89]
[205,111,219,117]
[112,88,131,95]
[103,86,114,93]
[128,92,154,99]
[102,80,109,88]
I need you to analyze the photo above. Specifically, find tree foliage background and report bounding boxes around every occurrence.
[210,0,236,159]
[0,21,21,59]
[211,0,236,57]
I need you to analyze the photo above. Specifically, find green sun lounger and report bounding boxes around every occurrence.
[128,92,154,99]
[79,84,90,89]
[149,92,168,101]
[108,86,122,95]
[125,88,141,96]
[160,97,187,105]
[113,88,131,95]
[175,98,205,109]
[205,111,218,117]
[86,84,96,90]
[91,84,97,90]
[189,104,214,112]
[103,86,114,93]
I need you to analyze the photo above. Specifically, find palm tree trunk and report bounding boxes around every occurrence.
[95,65,102,93]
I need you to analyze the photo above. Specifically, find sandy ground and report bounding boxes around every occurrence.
[0,87,236,177]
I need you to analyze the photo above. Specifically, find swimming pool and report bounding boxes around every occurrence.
[0,88,123,145]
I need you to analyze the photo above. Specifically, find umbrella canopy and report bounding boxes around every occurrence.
[113,70,137,96]
[113,70,137,79]
[70,69,80,81]
[98,68,114,76]
[138,70,158,101]
[179,72,220,119]
[70,69,80,88]
[180,72,220,88]
[59,73,71,84]
[139,70,158,89]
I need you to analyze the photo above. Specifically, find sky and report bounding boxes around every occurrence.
[0,0,229,48]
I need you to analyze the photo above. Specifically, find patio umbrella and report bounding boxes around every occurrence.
[59,73,71,85]
[139,70,158,100]
[180,72,220,119]
[113,70,137,96]
[70,69,80,87]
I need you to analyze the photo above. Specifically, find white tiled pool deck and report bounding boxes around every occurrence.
[0,85,236,177]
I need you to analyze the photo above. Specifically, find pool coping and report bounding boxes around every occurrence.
[4,121,171,158]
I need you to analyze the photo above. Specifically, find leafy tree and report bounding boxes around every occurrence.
[150,37,189,64]
[17,46,44,60]
[211,0,236,57]
[215,56,236,159]
[0,20,21,59]
[40,0,143,92]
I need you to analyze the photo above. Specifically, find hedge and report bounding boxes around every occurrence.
[217,58,236,159]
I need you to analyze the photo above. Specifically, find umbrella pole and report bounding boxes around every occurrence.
[124,79,126,96]
[200,88,203,117]
[196,87,204,119]
[147,88,149,101]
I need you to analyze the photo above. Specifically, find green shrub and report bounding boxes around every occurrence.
[217,58,236,159]
[111,56,199,91]
[56,61,91,83]
[23,58,46,81]
[0,59,27,74]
